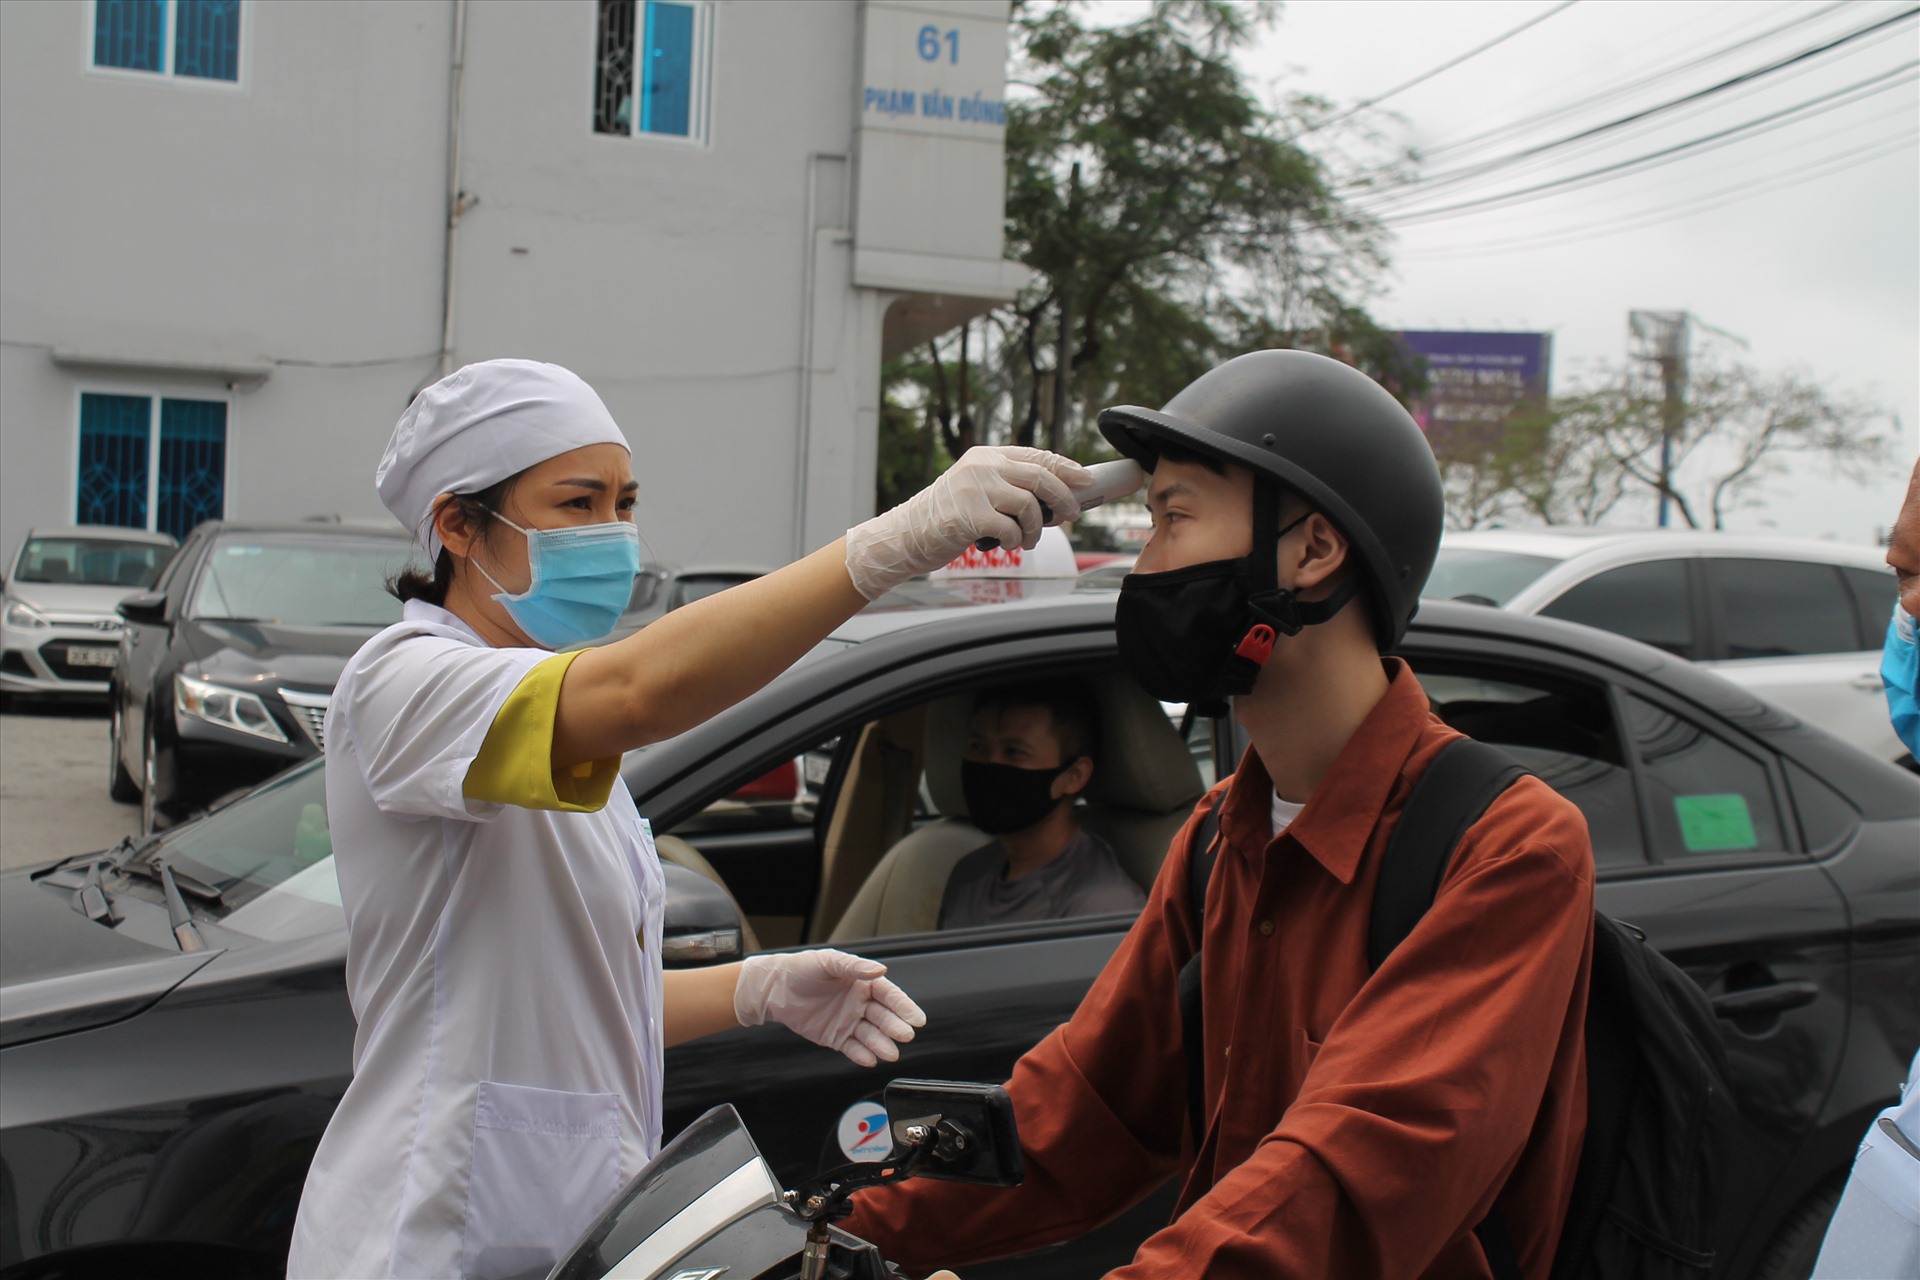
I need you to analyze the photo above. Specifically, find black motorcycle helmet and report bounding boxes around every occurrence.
[1098,349,1444,650]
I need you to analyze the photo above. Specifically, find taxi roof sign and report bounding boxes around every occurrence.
[930,526,1078,579]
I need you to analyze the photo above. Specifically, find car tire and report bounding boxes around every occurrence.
[1752,1174,1846,1280]
[140,714,162,835]
[109,700,140,803]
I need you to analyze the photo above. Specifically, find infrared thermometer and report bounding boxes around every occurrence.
[974,458,1146,551]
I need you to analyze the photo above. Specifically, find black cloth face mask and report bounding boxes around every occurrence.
[960,758,1077,835]
[1115,504,1357,715]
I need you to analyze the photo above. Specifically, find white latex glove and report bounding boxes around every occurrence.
[733,949,927,1067]
[845,446,1093,600]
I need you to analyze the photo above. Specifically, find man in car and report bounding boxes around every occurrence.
[844,350,1595,1278]
[938,683,1145,930]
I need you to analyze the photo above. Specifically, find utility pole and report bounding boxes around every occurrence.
[1629,310,1689,527]
[1049,162,1080,456]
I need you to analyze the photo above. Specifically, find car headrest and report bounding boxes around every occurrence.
[923,673,1203,819]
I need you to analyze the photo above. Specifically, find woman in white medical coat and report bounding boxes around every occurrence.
[286,360,1089,1280]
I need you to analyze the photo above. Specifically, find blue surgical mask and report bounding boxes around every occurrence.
[472,513,641,648]
[1884,603,1919,759]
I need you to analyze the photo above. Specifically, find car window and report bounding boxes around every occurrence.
[15,536,171,587]
[1840,565,1898,650]
[152,533,202,598]
[1704,558,1859,659]
[1425,548,1559,607]
[1409,662,1644,870]
[673,741,831,837]
[191,537,414,626]
[1783,761,1859,855]
[1539,559,1696,659]
[161,761,345,941]
[1621,693,1787,863]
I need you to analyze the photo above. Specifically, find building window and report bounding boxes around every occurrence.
[78,392,228,540]
[92,0,242,83]
[594,1,709,142]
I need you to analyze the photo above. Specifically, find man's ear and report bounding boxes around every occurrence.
[1284,512,1350,597]
[1055,756,1094,801]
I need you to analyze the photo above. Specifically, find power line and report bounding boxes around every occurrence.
[1355,4,1919,208]
[1380,59,1918,224]
[1396,127,1918,259]
[1405,0,1853,169]
[1367,30,1909,211]
[1401,121,1918,258]
[1295,1,1579,137]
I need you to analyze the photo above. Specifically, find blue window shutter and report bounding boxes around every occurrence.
[77,394,152,529]
[642,2,694,137]
[173,0,241,82]
[94,0,166,73]
[157,399,227,540]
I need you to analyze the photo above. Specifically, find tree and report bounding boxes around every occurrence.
[1433,348,1891,531]
[1587,352,1889,530]
[885,0,1409,506]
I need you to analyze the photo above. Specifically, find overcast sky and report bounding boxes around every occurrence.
[1235,0,1919,544]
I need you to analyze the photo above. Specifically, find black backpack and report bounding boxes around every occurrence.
[1176,737,1738,1279]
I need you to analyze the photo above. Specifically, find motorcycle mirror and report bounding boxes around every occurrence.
[881,1079,1024,1188]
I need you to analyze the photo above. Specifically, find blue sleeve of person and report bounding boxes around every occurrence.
[1883,603,1920,760]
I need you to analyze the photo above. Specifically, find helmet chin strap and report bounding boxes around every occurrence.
[1207,481,1360,707]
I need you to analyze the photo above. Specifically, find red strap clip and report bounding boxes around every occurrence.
[1234,624,1277,664]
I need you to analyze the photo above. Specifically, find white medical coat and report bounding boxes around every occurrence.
[1812,1048,1920,1279]
[287,602,665,1280]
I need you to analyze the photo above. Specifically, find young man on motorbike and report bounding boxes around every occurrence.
[843,350,1597,1279]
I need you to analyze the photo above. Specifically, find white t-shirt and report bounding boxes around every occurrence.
[1271,790,1305,838]
[287,601,665,1280]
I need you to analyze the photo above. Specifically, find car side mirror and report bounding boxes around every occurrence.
[117,592,167,625]
[657,862,745,967]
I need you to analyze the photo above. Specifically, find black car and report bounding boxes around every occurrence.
[4,589,1914,1280]
[106,521,421,832]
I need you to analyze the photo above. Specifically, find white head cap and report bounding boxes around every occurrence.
[377,359,630,559]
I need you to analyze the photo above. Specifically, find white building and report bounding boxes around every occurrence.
[0,0,1026,567]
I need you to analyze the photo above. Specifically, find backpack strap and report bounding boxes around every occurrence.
[1371,736,1530,1280]
[1176,798,1224,1146]
[1368,736,1530,969]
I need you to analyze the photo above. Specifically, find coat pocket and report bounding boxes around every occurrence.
[459,1080,622,1280]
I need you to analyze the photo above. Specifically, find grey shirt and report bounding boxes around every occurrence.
[937,828,1147,930]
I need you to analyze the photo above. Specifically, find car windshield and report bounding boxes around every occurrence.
[1425,548,1559,607]
[158,759,344,942]
[191,536,416,625]
[15,536,169,587]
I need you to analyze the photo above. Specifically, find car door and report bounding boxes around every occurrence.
[1402,635,1851,1271]
[1698,556,1901,763]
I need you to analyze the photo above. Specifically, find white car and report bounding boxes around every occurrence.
[1428,528,1903,764]
[1,526,177,701]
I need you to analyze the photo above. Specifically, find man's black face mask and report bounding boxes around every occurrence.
[960,758,1077,835]
[1115,497,1356,716]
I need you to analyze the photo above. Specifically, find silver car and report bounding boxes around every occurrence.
[1429,528,1903,764]
[0,526,176,701]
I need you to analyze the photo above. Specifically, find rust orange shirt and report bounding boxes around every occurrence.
[845,661,1594,1278]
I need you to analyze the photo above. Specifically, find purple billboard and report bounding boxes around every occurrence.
[1396,330,1553,454]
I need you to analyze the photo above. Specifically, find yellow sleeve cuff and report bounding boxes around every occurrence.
[463,651,620,812]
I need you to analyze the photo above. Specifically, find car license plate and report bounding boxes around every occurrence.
[65,648,118,668]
